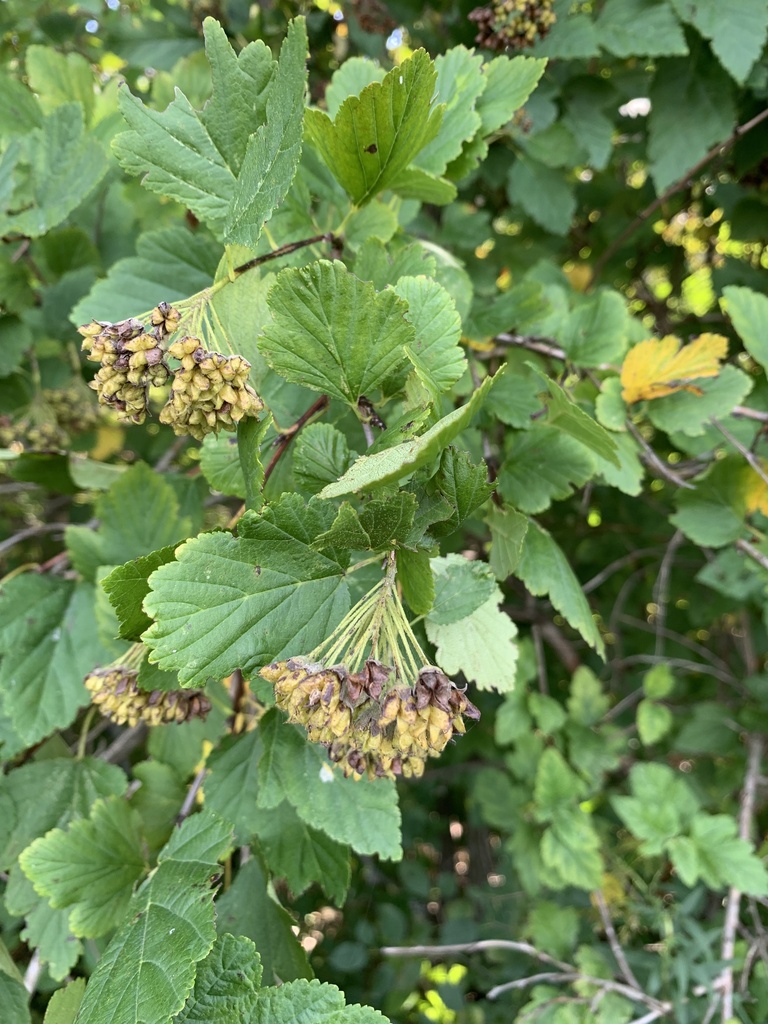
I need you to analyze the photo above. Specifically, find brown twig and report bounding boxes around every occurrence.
[176,765,208,824]
[720,734,764,1021]
[651,530,683,657]
[593,888,642,991]
[625,419,695,490]
[591,107,768,282]
[232,233,340,278]
[0,522,67,558]
[263,394,330,488]
[711,416,768,488]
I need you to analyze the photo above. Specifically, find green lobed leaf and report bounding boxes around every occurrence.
[515,519,605,657]
[395,276,466,394]
[427,554,497,626]
[214,852,312,985]
[325,58,385,119]
[256,800,351,905]
[396,548,435,616]
[648,53,736,193]
[531,11,600,58]
[200,434,246,498]
[0,968,30,1024]
[567,667,609,726]
[541,376,619,466]
[305,50,443,206]
[130,760,186,854]
[0,104,108,238]
[313,494,418,553]
[467,280,551,341]
[257,711,402,860]
[670,459,746,547]
[143,494,350,687]
[293,423,357,495]
[43,978,85,1024]
[475,55,547,136]
[670,0,768,83]
[8,873,82,981]
[25,46,96,122]
[258,260,415,405]
[224,18,307,247]
[74,810,233,1024]
[249,978,391,1024]
[595,0,689,57]
[722,286,768,371]
[413,46,484,176]
[507,156,576,236]
[557,289,630,366]
[540,811,603,891]
[0,578,119,747]
[487,505,529,580]
[646,365,752,437]
[533,748,585,821]
[426,591,518,693]
[0,73,42,135]
[318,371,502,498]
[498,425,595,514]
[72,226,221,325]
[20,797,147,939]
[429,448,495,538]
[102,545,179,642]
[636,699,674,746]
[173,934,262,1024]
[204,731,264,844]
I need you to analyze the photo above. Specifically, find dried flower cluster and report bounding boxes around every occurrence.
[469,0,556,51]
[85,665,211,728]
[78,302,262,438]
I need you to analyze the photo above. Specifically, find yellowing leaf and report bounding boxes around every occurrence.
[743,464,768,516]
[620,333,728,404]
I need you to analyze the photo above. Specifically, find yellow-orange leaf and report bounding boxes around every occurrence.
[620,333,728,404]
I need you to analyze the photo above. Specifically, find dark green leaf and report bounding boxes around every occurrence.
[102,544,179,642]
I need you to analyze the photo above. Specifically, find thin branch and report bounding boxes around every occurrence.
[98,723,147,764]
[263,395,329,488]
[732,405,768,424]
[232,233,339,278]
[154,435,188,473]
[625,419,695,490]
[0,522,66,558]
[591,106,768,281]
[582,547,662,594]
[618,614,733,674]
[593,888,642,991]
[736,537,768,575]
[628,1011,667,1024]
[652,530,683,658]
[177,765,208,824]
[612,654,737,686]
[720,734,764,1022]
[711,417,768,488]
[495,332,567,362]
[486,971,580,993]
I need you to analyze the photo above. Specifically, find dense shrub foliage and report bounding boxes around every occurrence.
[1,1,768,1022]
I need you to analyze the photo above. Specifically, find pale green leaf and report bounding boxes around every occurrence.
[515,520,605,657]
[130,761,186,854]
[0,73,42,135]
[102,544,179,642]
[429,447,494,538]
[325,58,385,119]
[427,554,497,625]
[0,104,108,238]
[214,854,312,985]
[558,289,630,366]
[595,377,628,431]
[540,812,602,890]
[43,978,85,1024]
[258,260,414,404]
[304,49,443,206]
[722,286,768,371]
[670,0,768,82]
[313,494,417,553]
[173,934,262,1024]
[256,800,351,905]
[636,699,673,745]
[644,664,675,699]
[507,156,575,235]
[250,978,390,1024]
[318,372,501,498]
[26,46,96,122]
[685,814,768,895]
[74,811,233,1024]
[9,874,82,980]
[646,365,752,436]
[224,18,307,247]
[593,432,644,496]
[426,586,518,692]
[529,692,567,734]
[567,667,609,725]
[414,46,484,176]
[526,901,579,960]
[498,425,595,514]
[533,748,585,821]
[20,797,146,938]
[484,356,544,429]
[670,459,746,547]
[476,56,547,135]
[487,505,529,580]
[395,276,466,394]
[257,711,402,860]
[596,0,688,57]
[396,548,435,616]
[648,55,735,193]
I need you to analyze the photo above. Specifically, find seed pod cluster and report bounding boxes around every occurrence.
[158,337,264,440]
[260,657,480,781]
[43,385,100,434]
[0,417,68,451]
[79,314,170,424]
[469,0,556,51]
[85,666,212,728]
